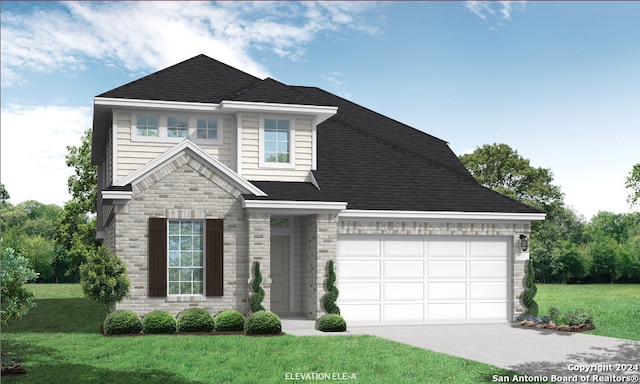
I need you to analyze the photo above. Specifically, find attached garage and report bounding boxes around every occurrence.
[336,235,511,325]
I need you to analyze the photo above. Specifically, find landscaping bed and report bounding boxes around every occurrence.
[514,307,596,333]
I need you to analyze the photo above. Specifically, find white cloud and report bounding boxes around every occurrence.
[1,1,380,86]
[465,1,526,25]
[0,104,91,205]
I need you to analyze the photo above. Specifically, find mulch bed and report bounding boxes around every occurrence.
[514,321,596,333]
[1,363,26,376]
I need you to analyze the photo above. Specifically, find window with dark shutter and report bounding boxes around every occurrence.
[206,219,224,296]
[148,217,167,297]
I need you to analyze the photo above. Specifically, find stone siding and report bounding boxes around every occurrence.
[114,152,249,317]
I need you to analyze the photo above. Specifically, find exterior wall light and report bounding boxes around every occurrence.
[519,234,529,252]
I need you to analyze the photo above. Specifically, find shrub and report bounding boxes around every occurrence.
[249,262,265,312]
[521,259,538,316]
[562,310,594,326]
[142,310,177,334]
[79,244,130,316]
[548,307,562,323]
[103,310,142,335]
[321,260,340,315]
[177,308,214,332]
[244,311,281,335]
[214,310,245,332]
[316,314,347,332]
[1,248,38,325]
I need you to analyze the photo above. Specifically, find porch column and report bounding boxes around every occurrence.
[247,212,271,312]
[304,213,338,319]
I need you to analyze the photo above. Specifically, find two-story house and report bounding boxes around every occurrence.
[91,54,544,325]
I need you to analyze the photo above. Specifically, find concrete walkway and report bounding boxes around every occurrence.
[281,318,640,383]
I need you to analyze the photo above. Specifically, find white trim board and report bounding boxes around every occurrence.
[338,210,546,222]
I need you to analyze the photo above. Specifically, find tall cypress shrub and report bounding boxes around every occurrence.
[521,258,539,316]
[249,261,265,312]
[322,260,340,315]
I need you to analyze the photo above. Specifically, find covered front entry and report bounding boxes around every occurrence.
[336,235,511,325]
[270,235,291,312]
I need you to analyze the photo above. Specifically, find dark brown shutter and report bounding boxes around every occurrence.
[148,217,167,297]
[206,219,224,297]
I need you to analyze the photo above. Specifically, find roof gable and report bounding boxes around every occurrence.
[98,54,261,103]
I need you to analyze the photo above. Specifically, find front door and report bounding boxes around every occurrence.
[270,236,290,312]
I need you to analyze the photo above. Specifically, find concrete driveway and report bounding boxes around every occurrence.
[282,319,640,383]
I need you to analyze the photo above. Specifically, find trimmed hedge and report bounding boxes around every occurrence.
[177,308,214,332]
[142,310,177,334]
[244,311,281,335]
[316,314,347,332]
[103,310,142,335]
[214,310,245,332]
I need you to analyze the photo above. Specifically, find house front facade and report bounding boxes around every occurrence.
[92,55,544,325]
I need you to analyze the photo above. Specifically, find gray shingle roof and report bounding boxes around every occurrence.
[98,54,540,214]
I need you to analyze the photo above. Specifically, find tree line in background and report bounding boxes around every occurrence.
[0,130,98,283]
[1,134,639,285]
[460,143,640,284]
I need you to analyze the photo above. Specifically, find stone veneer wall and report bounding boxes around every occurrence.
[337,220,532,319]
[113,152,249,316]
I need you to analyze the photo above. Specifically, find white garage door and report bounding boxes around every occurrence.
[336,236,510,325]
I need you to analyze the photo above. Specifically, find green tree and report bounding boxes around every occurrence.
[79,244,130,316]
[551,240,585,283]
[459,143,564,212]
[0,183,9,204]
[21,236,55,282]
[65,129,98,214]
[55,200,97,281]
[1,248,38,324]
[589,237,622,283]
[626,163,640,208]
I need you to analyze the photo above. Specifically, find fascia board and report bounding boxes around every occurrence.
[219,100,337,124]
[115,139,267,196]
[338,210,546,222]
[94,97,219,112]
[242,199,347,213]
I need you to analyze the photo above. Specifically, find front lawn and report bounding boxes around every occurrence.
[2,284,516,383]
[535,284,640,341]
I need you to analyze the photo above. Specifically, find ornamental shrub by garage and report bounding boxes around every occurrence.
[176,308,214,332]
[316,314,347,332]
[103,310,142,335]
[142,310,177,334]
[321,260,340,315]
[214,310,245,332]
[244,311,281,335]
[249,262,265,313]
[521,259,538,316]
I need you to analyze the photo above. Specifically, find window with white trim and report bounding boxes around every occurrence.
[197,118,218,140]
[136,114,159,137]
[264,118,290,163]
[167,116,189,138]
[168,220,204,295]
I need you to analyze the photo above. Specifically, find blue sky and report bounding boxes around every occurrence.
[1,1,638,219]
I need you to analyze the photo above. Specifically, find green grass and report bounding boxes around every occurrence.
[2,284,516,384]
[536,284,640,341]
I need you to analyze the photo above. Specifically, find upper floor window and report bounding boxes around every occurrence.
[264,119,290,163]
[167,117,188,138]
[137,114,159,137]
[197,118,218,140]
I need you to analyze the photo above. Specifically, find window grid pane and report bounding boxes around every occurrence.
[168,117,188,138]
[197,118,217,139]
[137,114,159,137]
[168,220,204,295]
[264,119,290,163]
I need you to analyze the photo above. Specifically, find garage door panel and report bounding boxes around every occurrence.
[340,304,381,323]
[383,304,424,322]
[384,261,424,279]
[470,302,507,321]
[383,240,423,257]
[469,241,508,258]
[427,260,466,279]
[469,261,507,279]
[338,282,380,302]
[469,282,507,300]
[428,303,467,321]
[384,282,424,301]
[338,260,380,279]
[427,282,466,300]
[338,239,379,257]
[427,240,466,257]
